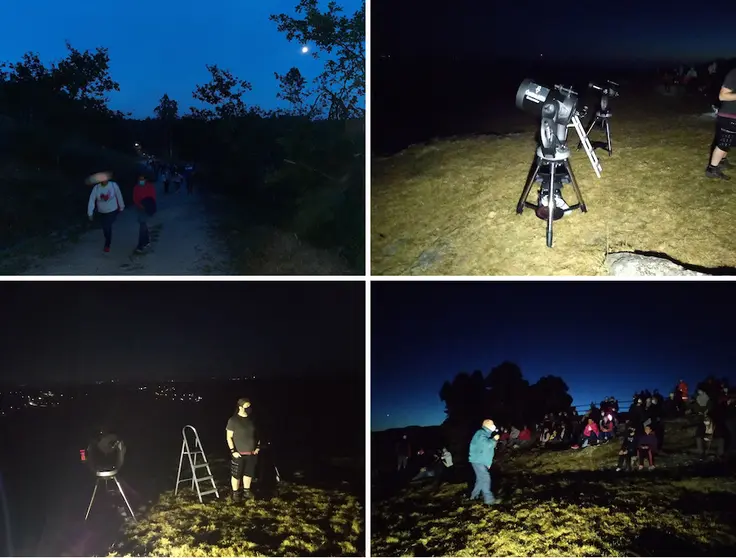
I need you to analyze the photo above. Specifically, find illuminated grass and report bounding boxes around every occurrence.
[109,482,363,557]
[371,419,736,556]
[371,98,736,275]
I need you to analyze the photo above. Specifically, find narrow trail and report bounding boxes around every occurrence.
[21,179,230,275]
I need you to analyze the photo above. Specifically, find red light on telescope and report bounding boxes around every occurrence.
[80,449,87,462]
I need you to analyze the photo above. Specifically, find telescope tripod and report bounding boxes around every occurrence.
[516,146,587,248]
[578,110,613,156]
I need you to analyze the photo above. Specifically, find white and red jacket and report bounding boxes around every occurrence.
[87,182,124,217]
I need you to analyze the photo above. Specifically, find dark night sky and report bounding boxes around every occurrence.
[372,0,736,64]
[0,0,363,117]
[372,281,734,431]
[1,281,364,385]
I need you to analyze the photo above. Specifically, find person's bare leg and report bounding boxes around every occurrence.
[231,477,240,491]
[710,146,727,166]
[242,475,252,490]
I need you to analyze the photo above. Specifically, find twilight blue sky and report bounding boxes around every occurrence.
[373,0,736,64]
[372,281,734,432]
[0,0,363,117]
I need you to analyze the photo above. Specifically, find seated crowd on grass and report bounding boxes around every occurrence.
[396,376,736,483]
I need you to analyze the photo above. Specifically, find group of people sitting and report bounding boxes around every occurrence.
[490,378,735,470]
[395,376,736,484]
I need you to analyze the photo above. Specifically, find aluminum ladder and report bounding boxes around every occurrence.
[175,425,219,503]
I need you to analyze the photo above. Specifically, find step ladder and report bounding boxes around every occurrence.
[175,425,219,503]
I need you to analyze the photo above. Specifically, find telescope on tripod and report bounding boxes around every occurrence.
[515,79,602,247]
[577,80,620,157]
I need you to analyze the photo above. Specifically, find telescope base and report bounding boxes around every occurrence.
[85,471,137,522]
[516,152,587,248]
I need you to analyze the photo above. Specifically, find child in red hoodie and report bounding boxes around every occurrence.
[133,175,157,252]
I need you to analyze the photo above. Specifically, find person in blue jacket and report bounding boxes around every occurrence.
[468,418,501,505]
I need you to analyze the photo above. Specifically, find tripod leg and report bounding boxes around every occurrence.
[564,160,587,212]
[85,480,99,521]
[517,157,541,213]
[578,117,597,150]
[115,477,136,522]
[546,164,556,247]
[604,119,613,156]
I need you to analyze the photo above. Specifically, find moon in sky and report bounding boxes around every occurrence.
[301,46,309,54]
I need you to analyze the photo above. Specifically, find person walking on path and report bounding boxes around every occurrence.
[87,173,124,253]
[132,174,157,253]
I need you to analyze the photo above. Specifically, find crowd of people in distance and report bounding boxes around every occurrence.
[658,60,727,99]
[394,376,736,487]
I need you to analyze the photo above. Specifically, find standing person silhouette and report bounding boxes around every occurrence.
[132,174,157,253]
[706,66,736,179]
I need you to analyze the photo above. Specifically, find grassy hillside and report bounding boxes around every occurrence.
[371,92,736,275]
[371,417,736,556]
[109,480,363,557]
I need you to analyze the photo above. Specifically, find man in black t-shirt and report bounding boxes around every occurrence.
[226,397,260,502]
[706,67,736,180]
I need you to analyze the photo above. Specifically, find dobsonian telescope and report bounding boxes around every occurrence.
[515,80,603,247]
[577,80,620,157]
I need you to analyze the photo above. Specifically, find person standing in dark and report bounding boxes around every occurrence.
[160,166,170,194]
[628,398,646,433]
[706,65,736,179]
[132,174,157,253]
[396,435,411,472]
[647,395,665,452]
[184,164,195,194]
[468,419,501,505]
[225,398,260,502]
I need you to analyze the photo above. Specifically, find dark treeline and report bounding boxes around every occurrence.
[437,362,573,463]
[0,0,365,272]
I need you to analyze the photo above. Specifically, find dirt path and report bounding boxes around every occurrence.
[21,179,230,275]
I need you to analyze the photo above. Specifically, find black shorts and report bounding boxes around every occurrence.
[715,116,736,151]
[231,453,258,478]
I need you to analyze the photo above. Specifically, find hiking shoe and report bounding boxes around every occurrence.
[134,248,144,254]
[486,498,502,506]
[721,158,732,168]
[242,489,254,501]
[103,246,110,253]
[232,491,242,503]
[705,165,731,179]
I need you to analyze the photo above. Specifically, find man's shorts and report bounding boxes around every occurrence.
[231,453,258,478]
[715,116,736,151]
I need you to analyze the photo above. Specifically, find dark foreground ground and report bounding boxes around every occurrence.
[0,378,364,556]
[372,57,715,156]
[371,417,736,556]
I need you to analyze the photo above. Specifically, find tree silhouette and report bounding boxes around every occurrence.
[439,361,573,462]
[154,94,178,158]
[190,64,254,121]
[274,67,311,116]
[270,0,365,119]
